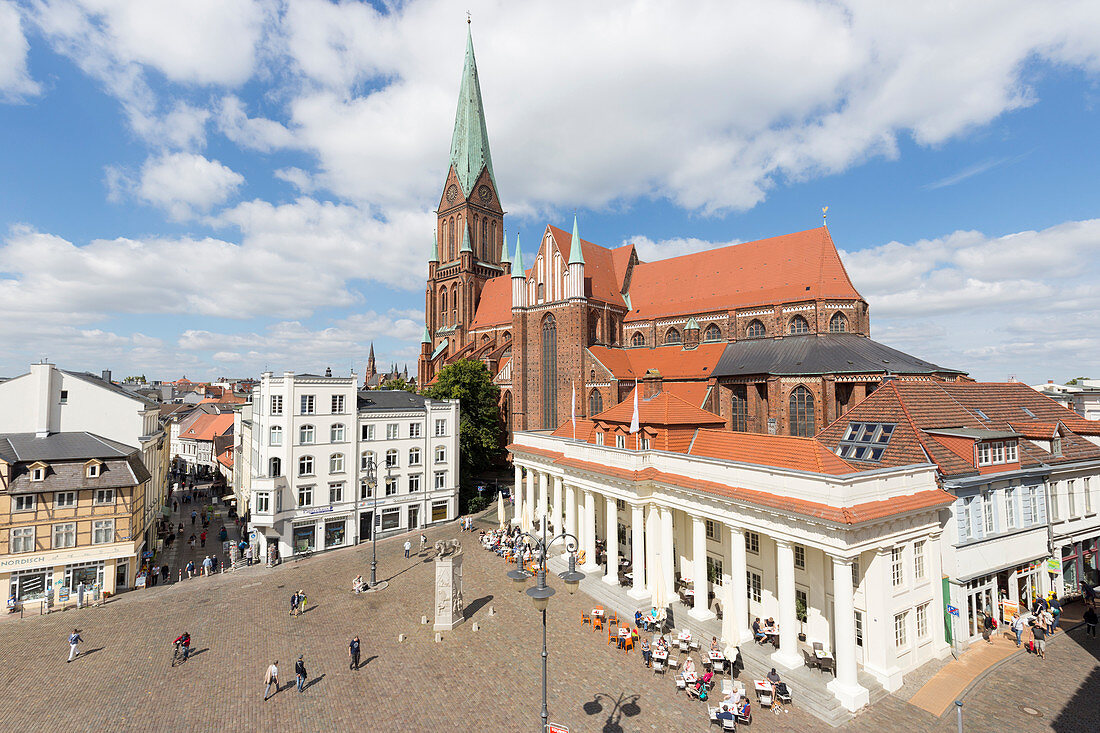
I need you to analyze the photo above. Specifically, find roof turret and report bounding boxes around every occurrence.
[511,235,524,277]
[568,214,585,265]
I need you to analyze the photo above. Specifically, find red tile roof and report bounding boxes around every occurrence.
[507,444,952,526]
[688,429,855,475]
[592,387,725,427]
[469,274,513,329]
[181,413,234,442]
[199,394,246,404]
[588,343,725,380]
[551,418,596,442]
[624,227,861,321]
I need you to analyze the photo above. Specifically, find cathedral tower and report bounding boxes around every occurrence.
[424,23,505,369]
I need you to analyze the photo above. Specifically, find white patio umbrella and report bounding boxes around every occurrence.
[496,490,507,530]
[521,499,533,534]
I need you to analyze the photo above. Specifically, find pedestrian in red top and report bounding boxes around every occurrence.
[200,531,207,548]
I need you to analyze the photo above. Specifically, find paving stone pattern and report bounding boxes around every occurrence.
[1,510,1098,732]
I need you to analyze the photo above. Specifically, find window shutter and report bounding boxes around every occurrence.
[969,496,983,540]
[956,498,969,542]
[1036,485,1048,525]
[1022,487,1034,525]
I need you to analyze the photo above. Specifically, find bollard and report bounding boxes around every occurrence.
[472,622,480,632]
[178,569,182,583]
[488,606,495,616]
[398,633,406,643]
[421,615,428,625]
[434,632,443,643]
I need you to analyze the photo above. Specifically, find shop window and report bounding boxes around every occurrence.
[293,524,316,554]
[325,519,346,548]
[432,501,449,522]
[381,508,401,531]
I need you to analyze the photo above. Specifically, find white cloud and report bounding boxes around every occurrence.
[0,1,41,102]
[119,152,246,220]
[217,95,295,152]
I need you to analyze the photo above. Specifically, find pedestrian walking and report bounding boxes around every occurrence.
[67,628,83,662]
[202,556,213,576]
[1031,621,1047,659]
[1084,606,1098,638]
[420,533,427,554]
[349,636,361,670]
[404,539,411,559]
[161,564,170,583]
[191,510,197,526]
[295,655,308,692]
[245,546,253,565]
[290,591,299,616]
[264,661,279,700]
[200,530,207,548]
[297,590,308,615]
[1011,613,1025,647]
[1050,597,1062,633]
[173,499,178,512]
[981,610,994,643]
[186,560,196,579]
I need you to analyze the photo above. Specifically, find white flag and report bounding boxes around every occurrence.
[629,385,640,434]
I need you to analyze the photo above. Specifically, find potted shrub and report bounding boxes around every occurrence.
[796,596,808,642]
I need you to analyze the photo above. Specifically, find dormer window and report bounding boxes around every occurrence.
[1053,436,1062,456]
[977,440,1018,466]
[85,459,104,478]
[29,461,48,482]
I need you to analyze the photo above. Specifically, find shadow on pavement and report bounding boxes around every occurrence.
[189,647,210,658]
[78,647,105,659]
[303,673,325,691]
[582,691,642,733]
[464,595,493,619]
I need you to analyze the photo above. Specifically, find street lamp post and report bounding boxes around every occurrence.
[364,456,389,592]
[507,515,585,731]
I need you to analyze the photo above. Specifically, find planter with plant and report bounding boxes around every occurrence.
[795,596,808,642]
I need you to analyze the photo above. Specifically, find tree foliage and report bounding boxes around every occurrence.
[425,359,503,497]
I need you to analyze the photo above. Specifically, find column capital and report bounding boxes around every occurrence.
[774,538,794,550]
[726,524,745,537]
[828,553,855,567]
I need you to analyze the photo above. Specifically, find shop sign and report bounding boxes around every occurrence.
[547,725,569,733]
[0,544,129,572]
[1001,600,1019,624]
[304,506,334,516]
[1046,557,1062,574]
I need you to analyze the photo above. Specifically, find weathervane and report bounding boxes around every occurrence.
[822,206,828,225]
[466,10,471,24]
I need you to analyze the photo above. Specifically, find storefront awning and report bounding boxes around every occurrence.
[221,494,236,502]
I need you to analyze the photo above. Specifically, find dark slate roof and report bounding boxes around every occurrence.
[357,390,429,411]
[711,333,964,378]
[0,432,137,462]
[61,370,160,408]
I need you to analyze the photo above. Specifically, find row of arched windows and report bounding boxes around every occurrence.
[438,285,459,328]
[441,215,498,262]
[628,312,849,346]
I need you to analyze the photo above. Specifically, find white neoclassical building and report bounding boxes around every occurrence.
[246,371,459,561]
[509,387,953,712]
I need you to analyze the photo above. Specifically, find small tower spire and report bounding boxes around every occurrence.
[460,225,473,253]
[501,228,509,264]
[568,213,585,265]
[511,235,524,276]
[430,227,439,262]
[422,324,431,344]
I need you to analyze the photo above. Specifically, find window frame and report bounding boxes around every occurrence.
[14,494,36,512]
[435,419,447,436]
[11,526,35,553]
[331,423,346,443]
[55,491,76,508]
[329,482,344,503]
[794,544,806,570]
[92,518,114,545]
[913,541,926,580]
[300,394,315,415]
[94,489,115,506]
[298,485,313,507]
[298,455,314,477]
[269,425,283,446]
[270,395,283,415]
[330,453,345,474]
[745,532,760,555]
[894,611,908,648]
[891,547,904,587]
[434,446,446,464]
[331,394,345,414]
[299,424,315,445]
[745,319,766,338]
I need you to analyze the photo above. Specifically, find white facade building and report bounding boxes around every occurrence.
[246,371,459,561]
[0,362,168,549]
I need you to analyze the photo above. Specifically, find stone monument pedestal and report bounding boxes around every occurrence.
[434,553,465,631]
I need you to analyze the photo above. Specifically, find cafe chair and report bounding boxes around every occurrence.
[721,717,737,731]
[819,656,836,677]
[803,648,820,670]
[675,676,687,690]
[608,627,617,646]
[608,612,619,626]
[776,682,793,705]
[581,611,592,627]
[653,660,666,674]
[593,616,604,631]
[812,641,824,654]
[623,636,634,652]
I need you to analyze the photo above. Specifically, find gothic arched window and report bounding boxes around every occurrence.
[439,287,447,326]
[789,386,815,437]
[541,314,558,429]
[631,332,645,347]
[703,324,722,342]
[829,312,848,333]
[789,315,810,335]
[588,389,603,416]
[746,320,766,338]
[448,216,455,260]
[664,327,682,345]
[482,217,489,260]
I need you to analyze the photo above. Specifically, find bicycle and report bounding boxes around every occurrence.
[170,642,186,667]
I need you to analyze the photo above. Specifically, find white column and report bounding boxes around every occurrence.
[828,555,869,711]
[660,507,675,598]
[552,475,564,537]
[772,539,801,669]
[690,516,715,620]
[727,526,751,644]
[565,484,577,545]
[645,505,660,598]
[513,464,524,524]
[537,471,548,525]
[582,490,599,570]
[603,497,619,585]
[629,503,648,599]
[526,469,536,524]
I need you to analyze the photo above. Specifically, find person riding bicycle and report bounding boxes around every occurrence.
[173,632,191,660]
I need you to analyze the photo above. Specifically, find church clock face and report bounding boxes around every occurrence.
[477,185,493,203]
[446,184,459,203]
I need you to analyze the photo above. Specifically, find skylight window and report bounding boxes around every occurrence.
[836,422,896,462]
[974,408,989,420]
[1021,407,1036,418]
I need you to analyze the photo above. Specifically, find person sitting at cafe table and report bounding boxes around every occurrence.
[635,610,644,628]
[682,657,697,682]
[710,636,720,652]
[767,668,782,686]
[640,637,652,667]
[753,618,767,644]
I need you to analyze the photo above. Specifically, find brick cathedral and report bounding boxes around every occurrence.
[419,27,964,437]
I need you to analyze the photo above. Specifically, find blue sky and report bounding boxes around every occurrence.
[1,0,1098,385]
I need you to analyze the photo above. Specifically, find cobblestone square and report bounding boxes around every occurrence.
[2,511,1098,733]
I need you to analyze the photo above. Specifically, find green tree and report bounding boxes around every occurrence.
[425,359,503,510]
[379,376,417,393]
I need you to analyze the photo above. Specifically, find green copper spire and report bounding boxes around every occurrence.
[449,25,497,197]
[568,214,585,265]
[422,324,431,343]
[460,225,473,253]
[511,234,524,277]
[502,228,509,264]
[430,227,439,262]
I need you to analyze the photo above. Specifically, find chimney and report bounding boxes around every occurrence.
[642,369,663,399]
[1048,380,1054,384]
[30,361,55,438]
[101,369,112,383]
[325,366,332,377]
